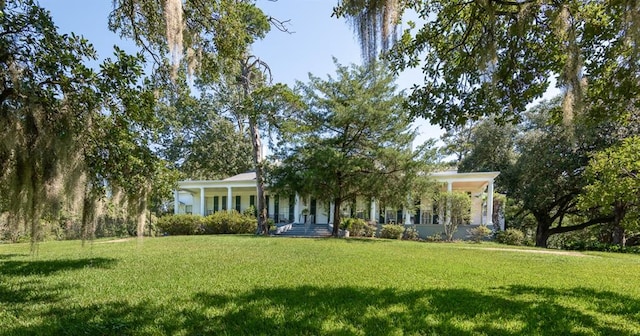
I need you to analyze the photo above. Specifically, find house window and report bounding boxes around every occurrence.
[386,210,396,224]
[213,196,219,213]
[222,196,227,210]
[185,205,193,214]
[235,195,241,212]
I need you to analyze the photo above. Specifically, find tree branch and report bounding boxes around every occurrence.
[548,216,614,235]
[268,17,294,34]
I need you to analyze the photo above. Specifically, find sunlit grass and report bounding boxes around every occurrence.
[1,236,639,335]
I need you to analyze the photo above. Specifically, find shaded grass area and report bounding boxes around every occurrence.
[1,236,640,335]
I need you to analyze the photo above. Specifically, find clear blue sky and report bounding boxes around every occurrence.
[39,0,444,149]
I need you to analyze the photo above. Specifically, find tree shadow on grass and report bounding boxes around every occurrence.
[0,253,29,260]
[0,257,118,306]
[5,284,640,335]
[0,257,118,276]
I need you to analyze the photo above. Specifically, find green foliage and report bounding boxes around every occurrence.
[380,224,404,239]
[109,0,271,80]
[425,232,444,242]
[403,226,420,241]
[467,225,492,243]
[550,228,640,254]
[156,87,254,180]
[348,218,376,237]
[0,1,177,243]
[454,118,517,191]
[270,60,435,236]
[157,212,256,235]
[201,211,256,234]
[495,228,526,246]
[156,214,204,235]
[243,205,257,218]
[340,218,354,230]
[344,1,639,128]
[579,136,640,228]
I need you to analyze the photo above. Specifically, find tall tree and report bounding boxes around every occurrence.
[155,78,254,180]
[501,99,614,247]
[578,136,640,246]
[270,60,431,237]
[236,56,300,234]
[336,1,640,129]
[1,1,171,243]
[110,0,295,235]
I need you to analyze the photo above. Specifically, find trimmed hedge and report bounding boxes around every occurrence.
[157,212,256,236]
[202,211,256,234]
[340,218,376,237]
[156,215,204,235]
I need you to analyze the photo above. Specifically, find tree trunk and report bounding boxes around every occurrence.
[534,213,552,248]
[332,197,342,237]
[611,203,626,246]
[249,117,268,234]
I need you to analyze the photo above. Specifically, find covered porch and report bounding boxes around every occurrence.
[174,170,500,239]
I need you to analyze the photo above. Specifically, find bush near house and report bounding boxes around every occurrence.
[495,228,526,246]
[380,224,404,239]
[202,211,256,234]
[467,225,492,243]
[156,215,204,235]
[341,218,376,237]
[157,212,256,236]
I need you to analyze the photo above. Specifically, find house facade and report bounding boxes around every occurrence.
[174,170,501,238]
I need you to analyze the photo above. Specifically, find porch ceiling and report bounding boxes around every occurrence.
[180,186,257,195]
[446,181,488,193]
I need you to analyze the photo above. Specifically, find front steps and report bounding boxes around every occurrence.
[274,223,332,238]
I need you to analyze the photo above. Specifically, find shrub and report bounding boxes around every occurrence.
[467,225,492,243]
[341,218,376,237]
[202,211,256,234]
[156,215,204,235]
[380,224,404,239]
[243,205,257,218]
[495,228,525,246]
[425,232,444,242]
[340,218,353,230]
[403,226,419,240]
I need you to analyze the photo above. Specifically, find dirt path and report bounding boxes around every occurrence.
[97,238,132,244]
[464,246,588,257]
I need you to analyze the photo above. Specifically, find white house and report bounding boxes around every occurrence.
[174,170,501,238]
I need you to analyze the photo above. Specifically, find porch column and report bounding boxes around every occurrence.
[200,187,205,216]
[227,186,232,212]
[404,195,413,225]
[486,179,495,227]
[294,193,301,223]
[174,190,179,214]
[370,198,376,223]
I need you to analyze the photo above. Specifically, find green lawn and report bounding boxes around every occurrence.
[1,236,639,335]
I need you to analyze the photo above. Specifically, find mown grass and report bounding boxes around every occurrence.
[1,236,639,335]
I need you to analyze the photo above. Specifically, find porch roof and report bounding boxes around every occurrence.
[431,170,500,193]
[178,172,257,193]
